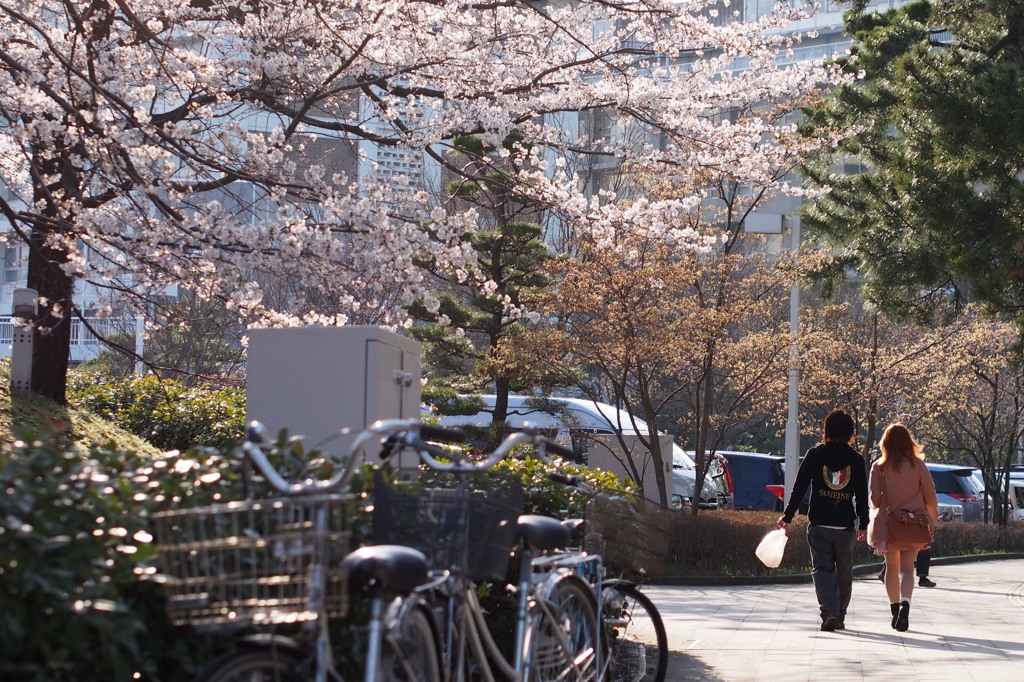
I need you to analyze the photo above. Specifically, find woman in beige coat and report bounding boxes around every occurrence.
[868,423,938,632]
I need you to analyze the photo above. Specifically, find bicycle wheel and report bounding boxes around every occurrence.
[601,583,667,682]
[524,573,599,682]
[195,647,309,682]
[379,605,441,682]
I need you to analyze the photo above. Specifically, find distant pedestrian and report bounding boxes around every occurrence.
[877,547,936,586]
[916,547,936,587]
[778,408,870,631]
[867,423,938,632]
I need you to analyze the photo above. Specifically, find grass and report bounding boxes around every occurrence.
[0,361,161,457]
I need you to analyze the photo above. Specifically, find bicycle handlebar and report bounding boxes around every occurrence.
[241,419,469,495]
[239,421,360,495]
[394,423,577,473]
[241,418,578,490]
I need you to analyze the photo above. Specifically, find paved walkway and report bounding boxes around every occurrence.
[649,558,1024,681]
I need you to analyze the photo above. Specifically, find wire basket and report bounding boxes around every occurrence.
[152,494,355,629]
[373,472,524,582]
[584,493,674,581]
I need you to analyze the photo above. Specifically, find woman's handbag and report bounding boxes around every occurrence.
[880,468,933,545]
[886,508,933,544]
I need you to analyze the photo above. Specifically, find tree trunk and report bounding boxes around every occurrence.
[27,220,74,405]
[691,341,717,516]
[637,387,669,507]
[27,147,76,405]
[493,376,510,423]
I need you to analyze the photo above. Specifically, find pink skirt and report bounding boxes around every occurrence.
[873,539,927,556]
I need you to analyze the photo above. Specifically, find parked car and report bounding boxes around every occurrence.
[716,451,788,511]
[926,463,987,523]
[672,451,732,511]
[429,394,721,508]
[1007,480,1024,523]
[936,500,965,523]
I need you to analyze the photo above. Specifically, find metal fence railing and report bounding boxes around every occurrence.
[0,316,120,346]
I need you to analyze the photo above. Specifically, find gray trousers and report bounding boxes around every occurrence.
[806,525,855,621]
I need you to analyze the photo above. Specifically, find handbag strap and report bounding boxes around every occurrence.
[880,462,924,515]
[879,466,893,513]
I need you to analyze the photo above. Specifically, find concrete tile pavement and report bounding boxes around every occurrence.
[647,558,1024,681]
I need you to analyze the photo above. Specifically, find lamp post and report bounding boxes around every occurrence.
[743,211,801,500]
[783,216,801,502]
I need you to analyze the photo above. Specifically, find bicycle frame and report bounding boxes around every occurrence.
[418,548,599,682]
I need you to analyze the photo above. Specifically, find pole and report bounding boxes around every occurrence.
[784,216,801,501]
[135,317,145,376]
[10,287,38,398]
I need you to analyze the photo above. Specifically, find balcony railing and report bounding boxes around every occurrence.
[0,316,135,363]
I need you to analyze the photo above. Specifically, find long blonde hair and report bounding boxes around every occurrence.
[877,423,923,472]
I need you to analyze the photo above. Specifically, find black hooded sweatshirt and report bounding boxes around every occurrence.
[781,441,869,530]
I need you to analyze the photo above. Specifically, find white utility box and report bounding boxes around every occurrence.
[583,434,672,504]
[246,326,421,462]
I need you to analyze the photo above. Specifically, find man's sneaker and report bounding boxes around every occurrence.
[919,576,937,587]
[821,614,841,632]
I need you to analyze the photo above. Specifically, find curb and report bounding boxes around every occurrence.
[654,552,1024,586]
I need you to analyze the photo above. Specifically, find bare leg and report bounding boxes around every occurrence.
[900,549,919,600]
[883,549,902,603]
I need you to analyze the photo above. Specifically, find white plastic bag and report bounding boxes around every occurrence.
[755,528,788,568]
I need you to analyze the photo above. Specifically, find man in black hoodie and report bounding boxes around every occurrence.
[778,409,869,632]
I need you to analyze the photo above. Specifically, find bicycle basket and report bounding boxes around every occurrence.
[373,472,524,582]
[152,494,354,629]
[584,493,674,580]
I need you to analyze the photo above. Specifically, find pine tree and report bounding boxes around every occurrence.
[802,0,1024,329]
[409,134,558,424]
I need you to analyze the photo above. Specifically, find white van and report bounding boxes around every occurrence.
[1007,479,1024,523]
[425,394,721,509]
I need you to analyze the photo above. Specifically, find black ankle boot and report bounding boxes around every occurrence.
[895,600,910,632]
[890,603,900,629]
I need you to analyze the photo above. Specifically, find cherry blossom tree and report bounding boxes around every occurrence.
[919,315,1024,524]
[524,223,809,507]
[796,294,1024,523]
[796,294,967,462]
[0,0,846,403]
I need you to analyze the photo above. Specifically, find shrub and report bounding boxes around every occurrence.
[495,455,637,519]
[1,436,183,680]
[0,423,269,681]
[67,371,245,451]
[668,511,1024,577]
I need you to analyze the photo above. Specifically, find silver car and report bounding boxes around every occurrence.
[671,451,729,510]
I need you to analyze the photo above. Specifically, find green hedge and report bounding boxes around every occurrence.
[0,435,225,681]
[67,372,245,451]
[668,510,1024,576]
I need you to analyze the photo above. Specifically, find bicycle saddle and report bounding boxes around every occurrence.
[341,545,430,595]
[517,515,571,552]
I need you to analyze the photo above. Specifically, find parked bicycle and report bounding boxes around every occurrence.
[152,419,466,682]
[542,469,670,682]
[153,418,665,682]
[373,424,602,682]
